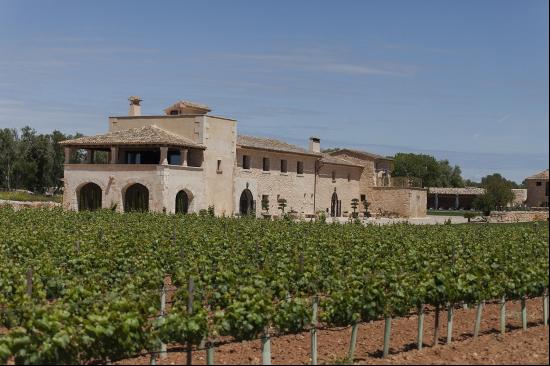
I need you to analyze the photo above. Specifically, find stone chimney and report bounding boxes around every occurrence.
[128,96,142,116]
[309,137,321,153]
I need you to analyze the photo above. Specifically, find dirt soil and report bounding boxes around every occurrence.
[118,298,549,365]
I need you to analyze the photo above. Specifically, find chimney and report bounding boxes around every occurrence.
[309,137,321,153]
[128,96,142,116]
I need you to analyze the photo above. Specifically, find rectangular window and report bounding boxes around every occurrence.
[217,159,222,172]
[537,181,542,186]
[243,155,251,169]
[263,157,270,171]
[332,171,336,182]
[347,173,351,182]
[360,194,366,202]
[280,159,288,173]
[297,161,304,174]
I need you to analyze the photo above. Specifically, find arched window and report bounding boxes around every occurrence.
[239,189,254,216]
[175,190,190,214]
[124,183,149,212]
[78,183,102,211]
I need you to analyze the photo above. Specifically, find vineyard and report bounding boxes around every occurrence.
[0,207,548,365]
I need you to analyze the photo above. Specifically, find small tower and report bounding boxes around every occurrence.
[128,96,142,116]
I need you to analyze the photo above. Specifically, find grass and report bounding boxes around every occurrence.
[0,191,62,203]
[427,209,482,217]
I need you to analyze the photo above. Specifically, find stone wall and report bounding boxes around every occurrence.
[526,179,549,208]
[316,164,362,216]
[63,164,205,213]
[487,210,549,223]
[0,200,61,210]
[366,187,427,218]
[234,148,317,216]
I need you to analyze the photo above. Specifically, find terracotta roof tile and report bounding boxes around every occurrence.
[60,125,204,149]
[526,169,549,180]
[320,153,363,167]
[237,135,320,156]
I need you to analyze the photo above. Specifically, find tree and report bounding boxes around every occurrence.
[350,198,359,218]
[277,198,287,214]
[392,153,464,188]
[261,196,269,212]
[0,129,18,190]
[474,173,515,214]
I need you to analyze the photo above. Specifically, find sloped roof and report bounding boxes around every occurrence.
[320,153,363,167]
[428,187,485,195]
[164,100,211,114]
[60,125,205,149]
[330,148,393,161]
[237,135,320,157]
[526,169,549,180]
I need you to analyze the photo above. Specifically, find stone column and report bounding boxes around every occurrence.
[110,146,118,164]
[160,146,169,165]
[434,193,439,209]
[64,147,71,164]
[180,148,188,166]
[85,149,93,164]
[455,194,460,210]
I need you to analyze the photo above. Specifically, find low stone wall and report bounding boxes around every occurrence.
[487,210,549,223]
[0,199,61,210]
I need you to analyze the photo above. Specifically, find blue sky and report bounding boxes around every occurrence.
[0,0,548,183]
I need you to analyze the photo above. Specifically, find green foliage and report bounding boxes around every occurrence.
[261,196,269,212]
[392,153,464,188]
[463,212,479,222]
[0,127,83,193]
[0,191,62,203]
[0,208,547,363]
[350,198,359,218]
[474,173,516,213]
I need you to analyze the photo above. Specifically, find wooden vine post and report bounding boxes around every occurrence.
[446,303,454,344]
[499,295,506,336]
[206,341,215,365]
[521,297,527,330]
[347,321,359,361]
[160,286,167,359]
[473,301,484,338]
[382,316,392,358]
[187,276,195,365]
[417,304,424,350]
[261,326,271,365]
[544,288,549,327]
[310,296,318,365]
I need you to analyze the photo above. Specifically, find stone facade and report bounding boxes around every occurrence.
[62,98,428,218]
[0,200,61,210]
[525,169,549,208]
[366,187,427,218]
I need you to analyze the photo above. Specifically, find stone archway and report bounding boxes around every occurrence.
[239,189,254,216]
[175,190,190,214]
[78,183,102,211]
[124,183,149,212]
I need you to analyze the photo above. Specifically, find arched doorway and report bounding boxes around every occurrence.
[175,190,190,214]
[78,183,102,211]
[124,183,149,212]
[239,189,254,216]
[331,191,341,217]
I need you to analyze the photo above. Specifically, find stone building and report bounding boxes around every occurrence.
[525,169,549,208]
[61,98,427,218]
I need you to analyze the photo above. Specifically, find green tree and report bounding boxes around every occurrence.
[392,153,464,188]
[474,173,515,214]
[350,198,359,218]
[0,129,18,189]
[277,198,287,214]
[261,196,269,212]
